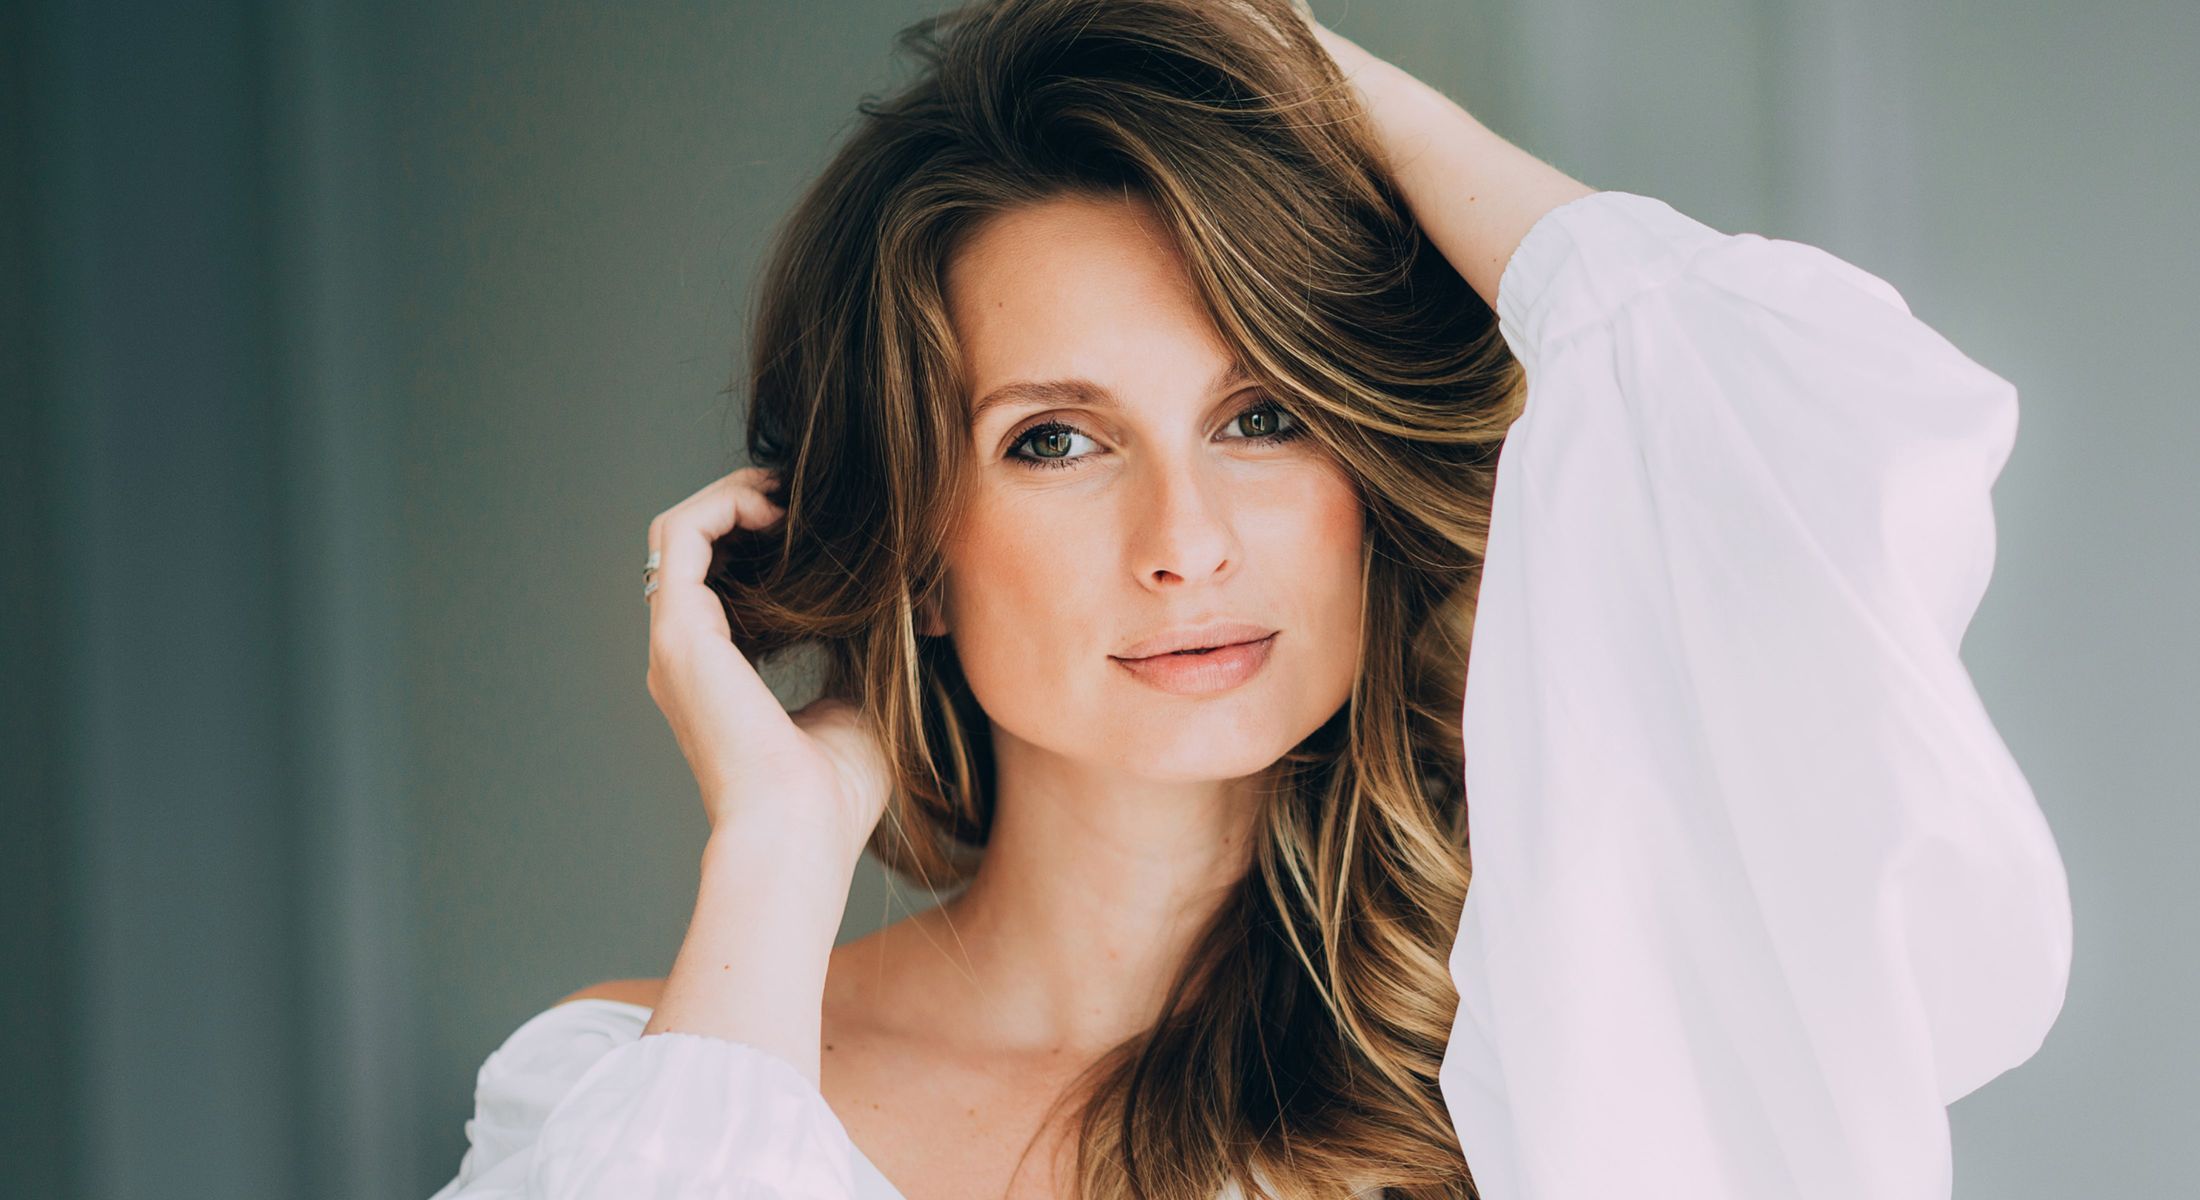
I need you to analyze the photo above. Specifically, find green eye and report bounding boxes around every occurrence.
[1004,397,1308,473]
[1237,406,1283,437]
[1006,421,1095,469]
[1226,399,1304,443]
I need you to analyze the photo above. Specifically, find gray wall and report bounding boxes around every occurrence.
[5,1,2191,1197]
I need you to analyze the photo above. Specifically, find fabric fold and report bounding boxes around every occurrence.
[1438,190,2072,1200]
[429,999,869,1199]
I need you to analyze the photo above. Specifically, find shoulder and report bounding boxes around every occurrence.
[556,976,666,1010]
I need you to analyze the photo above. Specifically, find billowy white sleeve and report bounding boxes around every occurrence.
[426,998,866,1199]
[1437,191,2073,1200]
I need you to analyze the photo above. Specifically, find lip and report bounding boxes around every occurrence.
[1111,620,1280,660]
[1109,631,1278,696]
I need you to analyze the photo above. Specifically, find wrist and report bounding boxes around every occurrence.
[702,815,863,892]
[694,832,854,960]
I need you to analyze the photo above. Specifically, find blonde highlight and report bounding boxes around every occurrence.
[709,1,1518,1195]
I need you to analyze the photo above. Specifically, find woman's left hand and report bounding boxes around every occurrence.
[1284,1,1595,311]
[1287,5,1428,179]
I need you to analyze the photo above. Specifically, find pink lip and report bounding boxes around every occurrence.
[1114,620,1279,659]
[1110,632,1278,696]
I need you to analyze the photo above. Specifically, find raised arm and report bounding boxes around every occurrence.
[1296,15,2073,1200]
[1303,20,1596,310]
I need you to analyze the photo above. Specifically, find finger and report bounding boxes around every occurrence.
[646,466,785,598]
[652,464,782,553]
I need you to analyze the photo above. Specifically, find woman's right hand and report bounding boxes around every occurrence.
[643,465,892,865]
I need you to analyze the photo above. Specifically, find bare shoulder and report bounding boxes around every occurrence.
[556,976,666,1009]
[549,910,948,1022]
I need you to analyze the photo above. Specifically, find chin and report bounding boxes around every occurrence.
[1095,714,1303,783]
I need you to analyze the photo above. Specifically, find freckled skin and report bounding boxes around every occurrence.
[927,191,1366,784]
[833,192,1365,1198]
[815,195,1364,1196]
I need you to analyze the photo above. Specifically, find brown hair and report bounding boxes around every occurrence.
[710,1,1517,1195]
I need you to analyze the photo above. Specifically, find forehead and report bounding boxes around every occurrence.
[945,192,1236,417]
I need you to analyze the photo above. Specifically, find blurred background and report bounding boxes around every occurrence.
[4,0,2193,1196]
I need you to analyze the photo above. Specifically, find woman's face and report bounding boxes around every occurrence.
[930,190,1365,784]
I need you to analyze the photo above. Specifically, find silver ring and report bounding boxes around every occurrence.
[643,550,661,601]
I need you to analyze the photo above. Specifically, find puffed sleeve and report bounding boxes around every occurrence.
[1437,191,2074,1200]
[426,998,868,1199]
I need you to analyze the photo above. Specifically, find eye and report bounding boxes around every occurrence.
[1002,396,1308,472]
[1220,397,1305,443]
[1005,420,1099,470]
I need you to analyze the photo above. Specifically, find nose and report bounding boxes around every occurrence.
[1127,454,1241,589]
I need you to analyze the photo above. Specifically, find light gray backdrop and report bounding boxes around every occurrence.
[5,1,2191,1197]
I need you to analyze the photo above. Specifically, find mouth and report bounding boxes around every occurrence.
[1109,632,1278,695]
[1121,636,1265,658]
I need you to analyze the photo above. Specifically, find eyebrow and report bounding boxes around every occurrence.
[968,359,1256,425]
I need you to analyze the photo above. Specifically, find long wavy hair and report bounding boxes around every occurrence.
[708,1,1519,1195]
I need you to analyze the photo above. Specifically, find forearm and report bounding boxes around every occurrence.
[1322,35,1597,312]
[641,820,859,1089]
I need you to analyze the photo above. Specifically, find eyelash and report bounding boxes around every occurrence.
[1005,397,1310,472]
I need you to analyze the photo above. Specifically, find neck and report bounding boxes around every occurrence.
[930,732,1265,1056]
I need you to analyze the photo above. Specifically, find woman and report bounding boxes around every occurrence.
[430,1,2072,1197]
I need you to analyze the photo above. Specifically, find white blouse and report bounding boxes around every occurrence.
[427,190,2073,1200]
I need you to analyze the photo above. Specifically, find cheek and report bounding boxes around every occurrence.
[1304,470,1367,560]
[938,497,1116,697]
[1280,470,1368,688]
